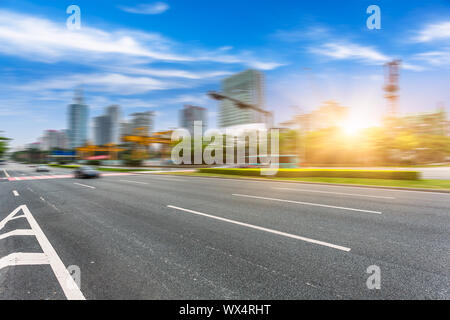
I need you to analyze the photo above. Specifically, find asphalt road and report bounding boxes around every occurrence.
[0,162,449,300]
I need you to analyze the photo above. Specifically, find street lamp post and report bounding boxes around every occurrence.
[207,91,273,126]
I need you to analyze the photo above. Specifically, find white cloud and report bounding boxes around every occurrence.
[414,50,450,66]
[16,73,190,95]
[414,21,450,42]
[108,66,233,79]
[311,42,390,64]
[311,42,425,71]
[0,9,282,70]
[119,2,170,15]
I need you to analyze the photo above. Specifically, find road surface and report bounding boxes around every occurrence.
[0,162,449,299]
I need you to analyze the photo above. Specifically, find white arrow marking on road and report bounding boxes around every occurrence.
[0,253,49,269]
[0,205,27,230]
[167,205,351,252]
[0,205,86,300]
[0,229,34,240]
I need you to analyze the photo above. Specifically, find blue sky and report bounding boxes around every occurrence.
[1,0,450,148]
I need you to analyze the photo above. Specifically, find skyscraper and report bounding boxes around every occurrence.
[219,69,265,128]
[67,90,89,149]
[107,105,121,144]
[129,111,154,136]
[180,105,207,135]
[94,115,111,146]
[94,105,121,145]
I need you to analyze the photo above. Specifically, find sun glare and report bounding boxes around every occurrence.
[340,115,372,136]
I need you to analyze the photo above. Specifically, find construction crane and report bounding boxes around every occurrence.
[384,60,401,116]
[122,128,173,160]
[76,143,125,160]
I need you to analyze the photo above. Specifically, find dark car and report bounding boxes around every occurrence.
[36,165,50,172]
[74,166,100,179]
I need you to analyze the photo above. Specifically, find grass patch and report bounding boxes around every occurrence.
[160,171,450,190]
[199,168,420,180]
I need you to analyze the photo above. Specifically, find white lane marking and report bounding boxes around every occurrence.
[13,190,19,197]
[148,176,184,182]
[232,194,382,215]
[0,253,49,269]
[0,229,34,240]
[74,182,96,189]
[3,169,10,178]
[273,187,395,199]
[167,205,351,252]
[20,205,85,300]
[40,196,45,201]
[0,206,26,230]
[119,180,149,185]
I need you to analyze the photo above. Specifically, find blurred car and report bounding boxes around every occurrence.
[74,166,100,179]
[36,165,50,172]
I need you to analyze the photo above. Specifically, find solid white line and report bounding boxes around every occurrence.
[0,229,34,240]
[0,253,49,269]
[167,205,351,252]
[13,190,19,197]
[273,187,395,199]
[3,169,10,178]
[21,205,85,300]
[74,182,96,189]
[232,194,382,215]
[119,180,148,185]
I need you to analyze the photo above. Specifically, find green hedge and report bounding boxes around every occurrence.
[198,168,420,180]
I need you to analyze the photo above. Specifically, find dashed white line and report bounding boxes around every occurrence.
[2,169,10,178]
[148,176,184,182]
[119,180,149,185]
[232,193,382,215]
[167,205,351,252]
[74,182,96,189]
[13,190,19,197]
[273,187,395,199]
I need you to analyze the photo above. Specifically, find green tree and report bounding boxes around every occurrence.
[0,132,11,158]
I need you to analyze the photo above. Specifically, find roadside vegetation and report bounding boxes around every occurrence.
[161,171,450,190]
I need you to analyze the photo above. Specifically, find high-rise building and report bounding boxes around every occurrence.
[40,130,69,151]
[94,115,111,146]
[107,105,121,144]
[180,105,207,135]
[93,105,122,145]
[129,111,154,136]
[67,90,89,149]
[219,69,266,128]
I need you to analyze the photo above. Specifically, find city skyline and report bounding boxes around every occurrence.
[1,0,450,148]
